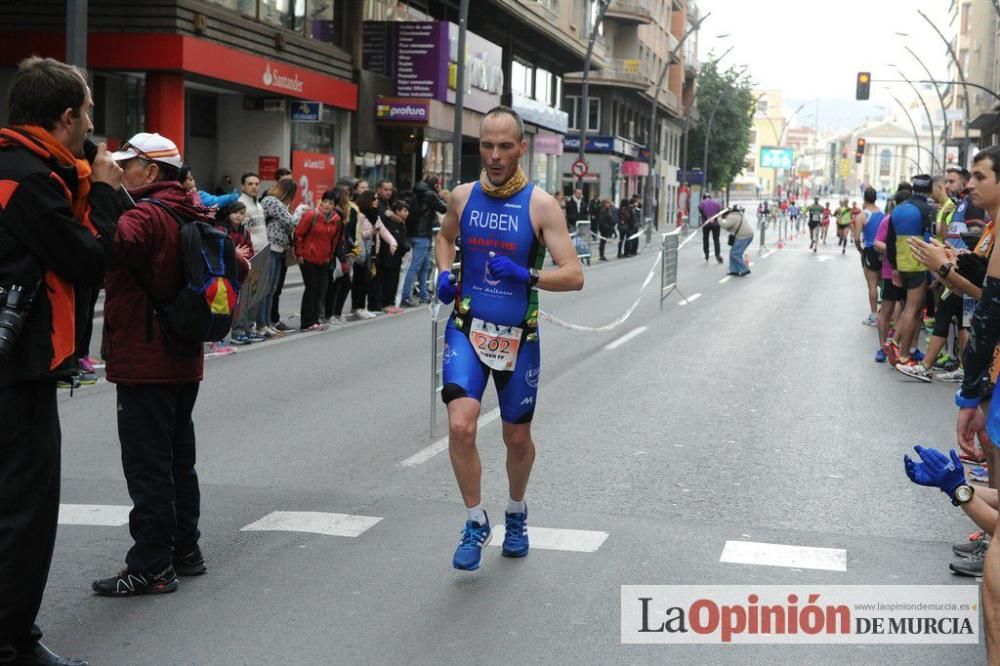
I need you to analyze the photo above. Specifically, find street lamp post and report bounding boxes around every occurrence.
[575,0,611,192]
[903,45,948,156]
[893,67,941,172]
[917,10,971,163]
[887,92,939,173]
[643,11,710,231]
[450,0,469,189]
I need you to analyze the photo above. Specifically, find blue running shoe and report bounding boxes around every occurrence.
[502,506,529,558]
[452,513,491,571]
[911,349,925,362]
[875,349,887,363]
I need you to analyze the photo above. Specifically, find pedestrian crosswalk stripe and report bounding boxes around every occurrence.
[241,511,382,537]
[58,504,131,526]
[718,276,731,284]
[720,540,847,572]
[487,525,608,553]
[678,293,701,305]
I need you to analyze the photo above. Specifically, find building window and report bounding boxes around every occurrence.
[205,0,257,16]
[260,0,305,30]
[535,68,553,106]
[512,60,533,98]
[206,0,339,42]
[563,96,600,132]
[307,0,336,43]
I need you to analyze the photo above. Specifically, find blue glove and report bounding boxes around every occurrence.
[487,254,530,285]
[437,271,457,305]
[903,445,967,497]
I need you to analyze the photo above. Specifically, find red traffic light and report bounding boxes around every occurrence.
[856,72,871,100]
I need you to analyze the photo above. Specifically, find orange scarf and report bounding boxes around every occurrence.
[479,165,527,199]
[13,125,91,220]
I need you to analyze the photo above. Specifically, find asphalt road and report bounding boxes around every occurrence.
[42,214,986,664]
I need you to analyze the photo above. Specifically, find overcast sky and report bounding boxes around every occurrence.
[698,0,954,131]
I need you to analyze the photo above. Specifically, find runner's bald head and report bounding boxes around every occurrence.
[481,106,524,142]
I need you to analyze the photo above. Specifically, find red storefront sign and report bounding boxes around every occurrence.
[290,151,336,211]
[258,156,280,181]
[0,32,357,110]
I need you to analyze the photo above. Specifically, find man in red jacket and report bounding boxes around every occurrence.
[0,56,124,666]
[91,133,215,597]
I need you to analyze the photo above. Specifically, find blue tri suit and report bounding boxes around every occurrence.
[442,181,546,424]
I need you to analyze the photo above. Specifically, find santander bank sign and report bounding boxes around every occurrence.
[262,64,305,94]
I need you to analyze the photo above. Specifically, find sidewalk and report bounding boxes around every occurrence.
[93,263,305,318]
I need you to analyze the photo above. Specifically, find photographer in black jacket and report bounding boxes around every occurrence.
[0,57,123,666]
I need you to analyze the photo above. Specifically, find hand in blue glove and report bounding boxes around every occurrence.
[487,254,530,285]
[903,445,967,497]
[437,270,457,305]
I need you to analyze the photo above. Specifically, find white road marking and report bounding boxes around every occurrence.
[818,255,831,262]
[720,540,847,572]
[604,326,648,350]
[488,525,609,553]
[241,511,382,538]
[58,504,131,526]
[678,293,702,306]
[399,407,501,467]
[718,276,731,284]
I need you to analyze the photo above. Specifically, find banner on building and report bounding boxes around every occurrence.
[291,151,336,211]
[946,146,960,164]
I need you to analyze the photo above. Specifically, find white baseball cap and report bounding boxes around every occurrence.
[110,132,183,169]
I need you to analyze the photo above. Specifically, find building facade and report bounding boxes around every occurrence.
[946,0,998,163]
[0,0,358,201]
[0,0,697,217]
[559,0,699,227]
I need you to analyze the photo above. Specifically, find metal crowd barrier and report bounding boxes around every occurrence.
[659,228,680,310]
[429,260,460,439]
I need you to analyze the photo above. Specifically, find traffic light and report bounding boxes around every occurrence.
[856,72,871,100]
[856,137,866,154]
[855,151,863,164]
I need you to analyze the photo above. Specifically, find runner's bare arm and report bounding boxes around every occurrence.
[531,189,584,292]
[436,184,472,272]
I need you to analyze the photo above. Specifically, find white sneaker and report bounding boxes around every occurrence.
[361,309,377,319]
[862,314,877,326]
[896,363,933,383]
[936,368,965,383]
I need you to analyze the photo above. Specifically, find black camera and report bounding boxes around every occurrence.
[0,282,38,363]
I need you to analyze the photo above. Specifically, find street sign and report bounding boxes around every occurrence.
[571,159,589,178]
[291,101,322,122]
[759,147,794,169]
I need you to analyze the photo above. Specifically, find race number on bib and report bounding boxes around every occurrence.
[469,318,522,371]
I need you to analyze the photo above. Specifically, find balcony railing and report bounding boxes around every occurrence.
[605,0,653,24]
[566,57,654,90]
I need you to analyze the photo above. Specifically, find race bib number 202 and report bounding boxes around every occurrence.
[469,318,522,372]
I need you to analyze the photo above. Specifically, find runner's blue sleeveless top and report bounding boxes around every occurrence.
[457,182,544,327]
[863,211,884,248]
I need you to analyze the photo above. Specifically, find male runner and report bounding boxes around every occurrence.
[434,106,583,571]
[788,200,800,234]
[806,197,823,252]
[853,187,883,325]
[886,175,935,368]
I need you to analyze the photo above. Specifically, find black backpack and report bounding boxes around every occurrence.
[143,199,240,344]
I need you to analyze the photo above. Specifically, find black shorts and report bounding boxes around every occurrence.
[899,271,928,290]
[880,278,906,302]
[861,247,882,272]
[933,293,969,336]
